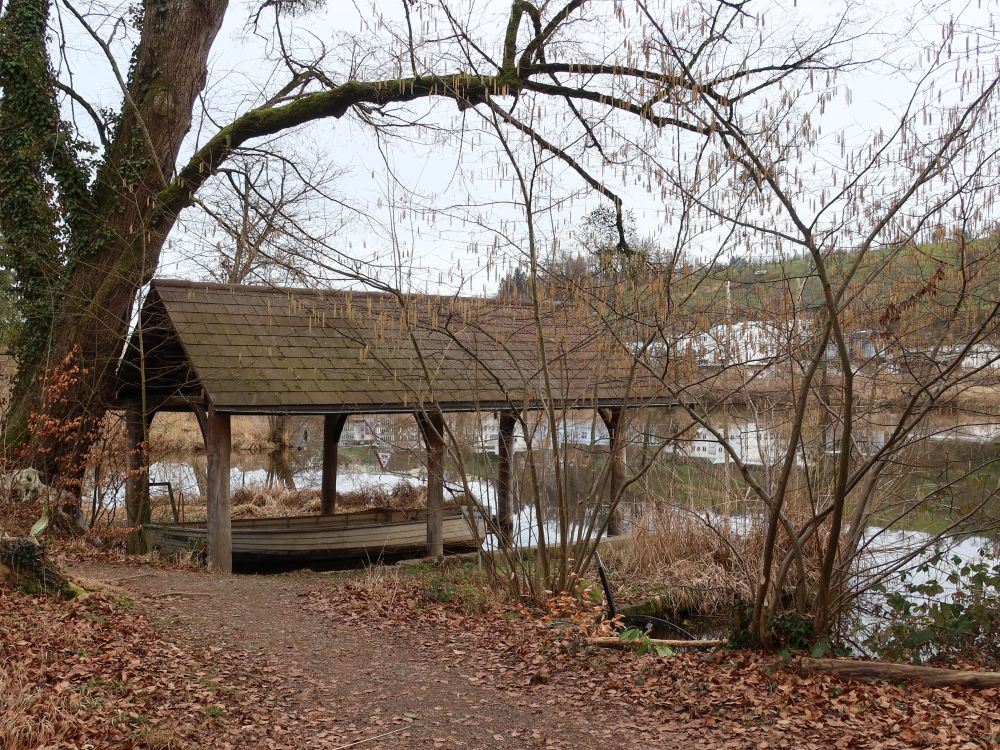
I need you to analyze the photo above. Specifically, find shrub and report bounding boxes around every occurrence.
[864,547,1000,666]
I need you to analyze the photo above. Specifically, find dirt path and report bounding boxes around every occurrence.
[66,561,1000,750]
[68,562,662,749]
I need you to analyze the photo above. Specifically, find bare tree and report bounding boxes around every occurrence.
[589,9,1000,642]
[0,0,854,486]
[181,145,348,450]
[185,148,347,287]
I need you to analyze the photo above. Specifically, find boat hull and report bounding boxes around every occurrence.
[145,507,484,563]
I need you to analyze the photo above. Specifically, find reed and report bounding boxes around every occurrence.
[148,479,430,523]
[147,414,275,454]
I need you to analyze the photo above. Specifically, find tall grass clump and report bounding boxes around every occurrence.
[0,662,77,750]
[604,503,757,617]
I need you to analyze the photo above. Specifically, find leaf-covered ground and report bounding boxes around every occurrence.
[4,558,998,749]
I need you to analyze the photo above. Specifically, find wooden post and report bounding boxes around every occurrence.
[496,411,517,547]
[205,409,232,574]
[321,413,348,514]
[124,406,152,554]
[598,406,628,537]
[416,410,446,558]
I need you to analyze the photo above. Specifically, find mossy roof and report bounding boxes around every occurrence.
[118,279,671,414]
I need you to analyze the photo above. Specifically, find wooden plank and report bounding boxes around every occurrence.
[588,637,726,650]
[148,515,483,560]
[124,407,150,554]
[151,506,465,531]
[598,407,626,536]
[496,410,516,547]
[153,518,476,548]
[206,410,232,574]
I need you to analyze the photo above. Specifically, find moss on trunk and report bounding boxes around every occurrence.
[0,537,74,597]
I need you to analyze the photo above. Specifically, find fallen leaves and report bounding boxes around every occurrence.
[0,589,230,749]
[301,577,1000,749]
[7,559,998,750]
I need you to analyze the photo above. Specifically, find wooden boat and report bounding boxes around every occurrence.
[145,506,484,564]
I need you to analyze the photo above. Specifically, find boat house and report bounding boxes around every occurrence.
[117,279,674,572]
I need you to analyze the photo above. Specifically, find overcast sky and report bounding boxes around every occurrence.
[53,0,999,294]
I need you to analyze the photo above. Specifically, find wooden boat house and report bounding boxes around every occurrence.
[117,279,674,573]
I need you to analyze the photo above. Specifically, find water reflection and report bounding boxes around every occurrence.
[133,408,998,577]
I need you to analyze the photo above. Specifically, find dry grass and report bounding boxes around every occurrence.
[605,504,758,617]
[148,413,275,454]
[0,661,78,750]
[607,491,838,619]
[354,563,408,610]
[149,479,430,523]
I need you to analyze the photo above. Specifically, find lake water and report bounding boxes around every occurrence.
[99,408,996,627]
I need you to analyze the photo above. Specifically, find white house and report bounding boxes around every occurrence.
[664,422,777,467]
[675,320,796,368]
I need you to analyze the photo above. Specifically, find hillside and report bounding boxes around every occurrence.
[687,236,999,329]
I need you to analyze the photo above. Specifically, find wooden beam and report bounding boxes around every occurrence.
[598,407,627,537]
[124,407,153,554]
[800,658,1000,689]
[496,411,517,547]
[205,409,232,574]
[321,413,348,514]
[416,409,446,558]
[192,403,209,443]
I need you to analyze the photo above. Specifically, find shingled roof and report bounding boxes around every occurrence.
[117,279,671,414]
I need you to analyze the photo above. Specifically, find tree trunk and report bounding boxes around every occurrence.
[268,415,290,448]
[2,0,229,472]
[0,538,74,598]
[801,658,1000,690]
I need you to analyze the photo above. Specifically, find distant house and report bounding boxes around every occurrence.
[675,320,797,368]
[471,412,530,454]
[471,411,624,454]
[663,423,778,467]
[888,341,1000,375]
[823,330,891,373]
[956,343,1000,371]
[341,414,419,449]
[537,414,612,448]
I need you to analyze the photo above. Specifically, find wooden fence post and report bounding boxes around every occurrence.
[599,406,628,537]
[416,410,446,558]
[124,406,152,554]
[496,410,517,547]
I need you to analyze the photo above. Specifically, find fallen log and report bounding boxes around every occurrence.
[588,636,726,650]
[801,658,1000,689]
